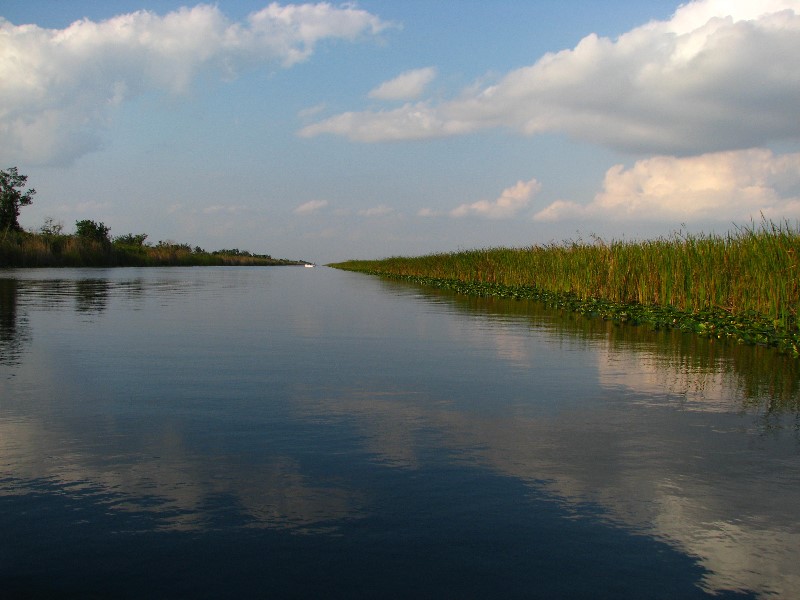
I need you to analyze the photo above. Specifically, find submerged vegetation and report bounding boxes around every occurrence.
[330,220,800,357]
[1,220,307,267]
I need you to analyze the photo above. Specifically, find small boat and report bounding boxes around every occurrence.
[304,263,315,268]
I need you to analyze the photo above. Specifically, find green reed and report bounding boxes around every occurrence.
[330,219,800,353]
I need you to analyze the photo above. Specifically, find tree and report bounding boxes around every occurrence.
[113,233,148,247]
[40,217,64,236]
[0,167,36,233]
[75,219,111,245]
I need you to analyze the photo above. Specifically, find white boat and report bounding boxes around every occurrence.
[304,263,315,268]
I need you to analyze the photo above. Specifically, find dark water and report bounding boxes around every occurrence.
[1,267,798,599]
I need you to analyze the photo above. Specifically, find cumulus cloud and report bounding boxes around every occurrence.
[421,178,541,220]
[417,207,442,218]
[533,149,800,222]
[293,199,329,215]
[298,102,327,119]
[368,67,437,100]
[300,0,800,155]
[451,178,541,219]
[0,3,392,165]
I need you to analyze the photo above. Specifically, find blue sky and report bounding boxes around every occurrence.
[2,1,799,263]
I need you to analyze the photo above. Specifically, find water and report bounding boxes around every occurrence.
[1,266,798,599]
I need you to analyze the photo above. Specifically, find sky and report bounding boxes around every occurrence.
[1,0,799,263]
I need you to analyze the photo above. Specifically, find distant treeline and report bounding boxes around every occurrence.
[0,219,307,267]
[330,219,800,356]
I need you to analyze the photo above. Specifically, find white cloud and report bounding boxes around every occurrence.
[368,67,437,100]
[298,102,327,119]
[0,3,393,165]
[417,207,442,218]
[245,3,392,67]
[293,199,329,215]
[300,101,466,142]
[300,0,800,155]
[451,178,541,219]
[358,205,394,217]
[533,149,800,222]
[202,204,248,215]
[531,199,586,223]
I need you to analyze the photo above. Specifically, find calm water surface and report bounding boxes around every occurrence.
[1,266,798,598]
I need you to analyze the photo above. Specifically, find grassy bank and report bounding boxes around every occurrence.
[330,221,800,357]
[0,231,307,267]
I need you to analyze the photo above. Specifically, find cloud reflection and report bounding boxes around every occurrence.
[2,269,798,598]
[0,415,361,533]
[286,289,800,598]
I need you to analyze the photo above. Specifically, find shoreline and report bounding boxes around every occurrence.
[328,221,800,358]
[0,231,308,268]
[333,270,800,358]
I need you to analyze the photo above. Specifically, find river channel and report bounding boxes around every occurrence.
[1,266,798,598]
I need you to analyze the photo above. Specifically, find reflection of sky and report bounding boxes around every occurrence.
[1,269,363,533]
[1,268,799,597]
[598,347,735,411]
[293,381,800,597]
[289,285,800,598]
[0,413,361,534]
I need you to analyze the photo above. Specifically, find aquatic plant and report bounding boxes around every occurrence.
[330,220,800,357]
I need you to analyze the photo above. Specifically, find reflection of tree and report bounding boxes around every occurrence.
[0,277,29,365]
[0,275,146,365]
[75,279,110,314]
[117,278,147,302]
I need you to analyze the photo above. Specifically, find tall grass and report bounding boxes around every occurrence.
[331,219,800,333]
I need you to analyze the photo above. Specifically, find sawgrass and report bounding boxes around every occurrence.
[330,220,800,356]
